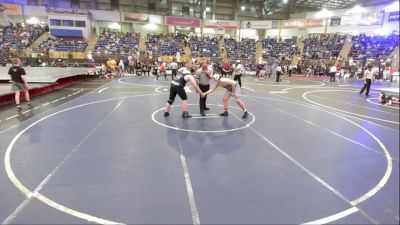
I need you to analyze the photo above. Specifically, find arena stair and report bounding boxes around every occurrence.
[389,47,399,68]
[337,35,353,62]
[184,45,191,56]
[83,35,98,56]
[255,41,263,62]
[27,32,52,51]
[291,37,304,65]
[219,39,229,63]
[139,36,147,53]
[297,37,305,55]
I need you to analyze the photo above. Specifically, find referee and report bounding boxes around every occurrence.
[170,58,178,80]
[196,63,213,116]
[359,65,373,97]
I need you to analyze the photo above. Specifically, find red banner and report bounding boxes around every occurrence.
[282,19,323,28]
[165,16,201,27]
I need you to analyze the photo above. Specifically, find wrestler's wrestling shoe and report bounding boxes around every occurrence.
[242,110,248,119]
[219,111,228,116]
[182,111,192,118]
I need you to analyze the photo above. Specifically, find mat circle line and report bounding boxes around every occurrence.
[244,94,392,224]
[367,97,399,109]
[3,93,392,225]
[303,90,399,124]
[151,104,255,133]
[118,77,169,87]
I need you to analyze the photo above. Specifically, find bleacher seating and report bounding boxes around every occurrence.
[0,22,45,50]
[94,31,140,56]
[146,33,185,56]
[36,36,88,52]
[225,38,255,61]
[349,33,399,60]
[261,37,297,61]
[303,34,346,60]
[189,36,219,58]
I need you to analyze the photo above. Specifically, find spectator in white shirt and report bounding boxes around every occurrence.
[276,65,282,82]
[329,65,337,82]
[288,64,293,77]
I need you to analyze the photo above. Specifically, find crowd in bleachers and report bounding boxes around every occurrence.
[93,31,140,56]
[261,37,297,62]
[2,23,398,83]
[0,22,45,50]
[302,34,346,60]
[224,38,256,61]
[146,33,186,57]
[349,33,399,60]
[35,36,88,52]
[189,35,219,58]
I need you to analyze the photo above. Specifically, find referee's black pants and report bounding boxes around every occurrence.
[360,78,372,96]
[330,72,336,82]
[234,74,242,87]
[199,84,210,112]
[172,69,177,80]
[276,71,281,82]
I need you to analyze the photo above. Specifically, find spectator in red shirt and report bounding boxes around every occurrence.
[157,61,167,80]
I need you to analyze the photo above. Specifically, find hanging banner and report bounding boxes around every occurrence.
[241,20,274,29]
[149,15,162,25]
[388,11,399,22]
[165,16,201,27]
[204,19,239,29]
[89,9,120,22]
[123,13,162,24]
[330,17,341,26]
[23,5,47,17]
[0,3,21,15]
[282,19,323,28]
[340,12,384,26]
[123,13,148,22]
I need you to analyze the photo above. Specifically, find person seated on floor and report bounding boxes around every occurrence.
[342,70,350,80]
[135,61,142,76]
[379,92,399,105]
[105,57,117,79]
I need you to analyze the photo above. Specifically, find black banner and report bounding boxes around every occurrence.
[331,17,341,26]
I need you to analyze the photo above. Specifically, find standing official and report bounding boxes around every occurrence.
[275,64,282,82]
[197,63,213,116]
[170,58,178,80]
[329,64,337,82]
[359,65,374,97]
[234,60,244,87]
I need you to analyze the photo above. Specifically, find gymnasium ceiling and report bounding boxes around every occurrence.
[27,0,390,20]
